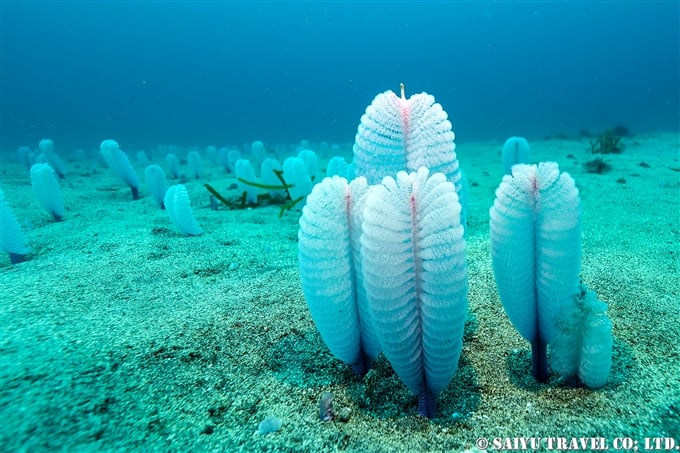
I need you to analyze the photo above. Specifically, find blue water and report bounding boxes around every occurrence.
[1,2,678,150]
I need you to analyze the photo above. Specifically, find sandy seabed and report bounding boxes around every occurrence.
[1,133,679,452]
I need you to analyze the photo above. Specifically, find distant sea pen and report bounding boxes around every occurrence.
[100,139,140,200]
[0,189,29,264]
[164,185,202,236]
[234,159,259,204]
[187,150,203,179]
[145,164,168,209]
[166,153,180,180]
[30,163,65,221]
[38,139,66,179]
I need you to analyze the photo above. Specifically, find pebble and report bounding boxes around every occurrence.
[257,417,282,435]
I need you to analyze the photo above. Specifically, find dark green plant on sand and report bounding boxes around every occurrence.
[204,169,305,217]
[590,130,624,154]
[583,157,612,174]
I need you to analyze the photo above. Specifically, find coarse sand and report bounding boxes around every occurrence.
[1,133,678,452]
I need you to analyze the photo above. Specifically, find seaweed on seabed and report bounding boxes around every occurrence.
[590,129,625,154]
[583,157,612,174]
[204,169,304,217]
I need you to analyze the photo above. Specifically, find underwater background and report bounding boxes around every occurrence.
[1,2,679,452]
[1,1,678,150]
